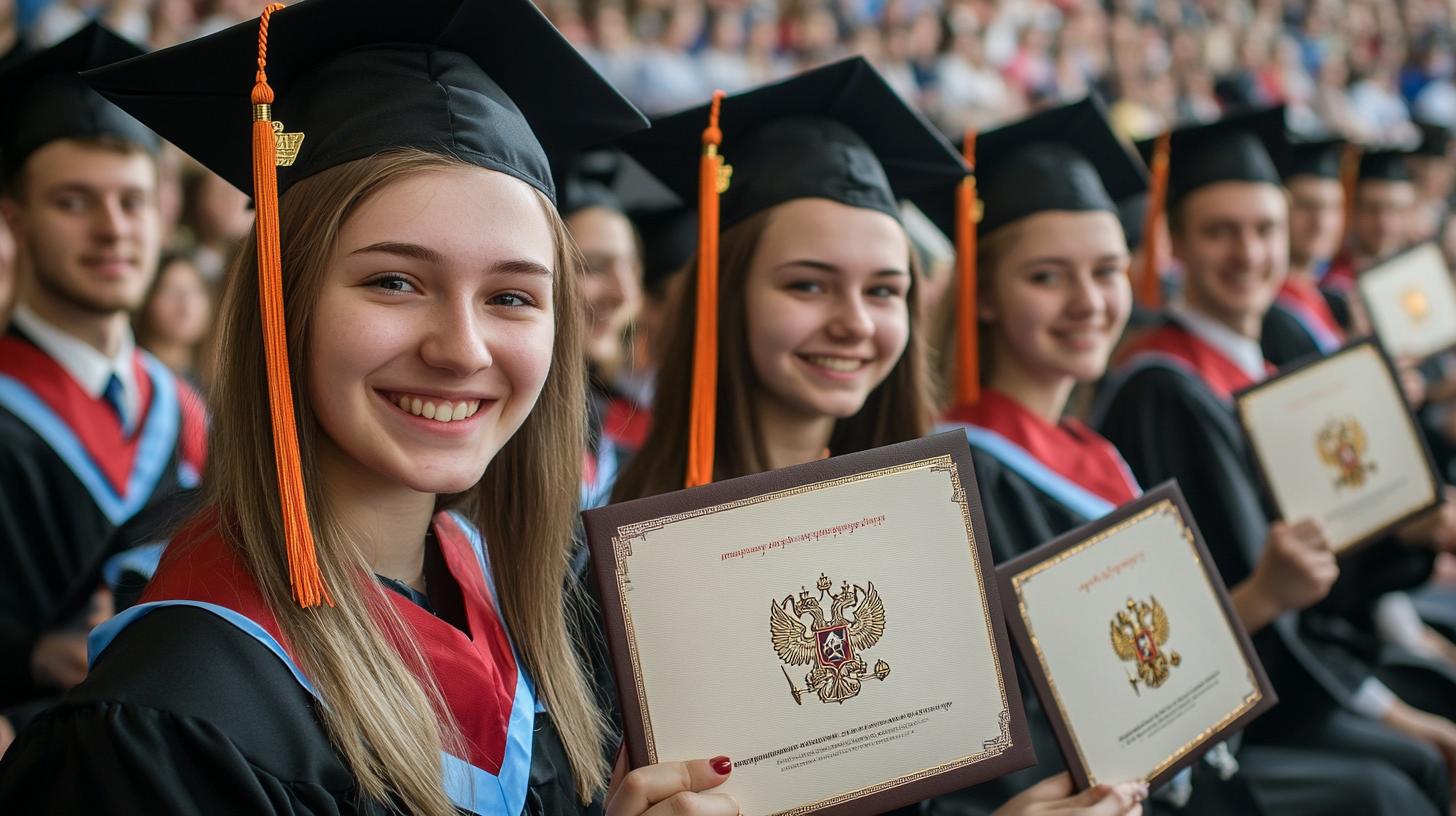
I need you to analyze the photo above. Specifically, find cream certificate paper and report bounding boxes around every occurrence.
[1237,343,1438,552]
[1010,501,1262,786]
[1359,242,1456,360]
[609,457,1014,815]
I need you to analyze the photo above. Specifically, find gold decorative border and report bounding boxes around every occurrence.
[611,455,1015,813]
[1009,500,1264,786]
[1235,343,1438,552]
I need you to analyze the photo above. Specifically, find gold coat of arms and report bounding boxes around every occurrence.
[770,574,890,705]
[1317,416,1376,489]
[1401,287,1431,323]
[1110,596,1180,696]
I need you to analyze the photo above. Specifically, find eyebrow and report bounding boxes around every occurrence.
[349,241,552,277]
[773,259,908,277]
[1016,253,1129,268]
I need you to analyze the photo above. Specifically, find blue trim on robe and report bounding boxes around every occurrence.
[100,542,168,588]
[85,526,538,816]
[580,435,620,511]
[940,423,1125,521]
[1275,298,1341,354]
[0,353,179,525]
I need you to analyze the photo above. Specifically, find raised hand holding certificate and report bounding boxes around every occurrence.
[1357,242,1456,361]
[584,433,1034,816]
[1234,339,1442,554]
[997,484,1275,790]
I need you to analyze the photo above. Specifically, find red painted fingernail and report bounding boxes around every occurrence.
[710,756,732,775]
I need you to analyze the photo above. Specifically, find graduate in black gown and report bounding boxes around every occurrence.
[0,23,207,723]
[0,2,765,814]
[613,62,1147,816]
[1093,108,1456,815]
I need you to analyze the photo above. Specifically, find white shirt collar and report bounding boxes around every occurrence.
[1168,301,1268,382]
[12,304,141,423]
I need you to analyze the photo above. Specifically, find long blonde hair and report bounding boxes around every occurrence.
[203,149,605,813]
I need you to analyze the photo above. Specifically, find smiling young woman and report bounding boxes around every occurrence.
[0,2,751,815]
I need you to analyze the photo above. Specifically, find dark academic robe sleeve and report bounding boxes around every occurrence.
[1094,365,1370,710]
[0,606,594,816]
[966,449,1085,563]
[1260,304,1324,370]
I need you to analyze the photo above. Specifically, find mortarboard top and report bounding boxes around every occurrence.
[1415,121,1451,159]
[1357,148,1413,184]
[633,206,697,291]
[617,57,967,230]
[81,0,649,204]
[0,23,157,184]
[923,97,1147,239]
[557,148,681,218]
[1118,192,1148,253]
[1281,138,1345,182]
[1136,107,1287,210]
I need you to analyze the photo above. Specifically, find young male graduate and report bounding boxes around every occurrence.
[1322,148,1420,294]
[1261,138,1347,367]
[0,24,206,718]
[1093,108,1456,815]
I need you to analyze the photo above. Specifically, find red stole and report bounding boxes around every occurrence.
[1116,322,1271,401]
[1278,277,1345,342]
[946,389,1138,506]
[142,512,520,775]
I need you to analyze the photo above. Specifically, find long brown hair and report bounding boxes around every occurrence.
[202,149,605,814]
[613,206,933,502]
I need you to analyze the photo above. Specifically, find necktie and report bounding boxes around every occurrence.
[103,373,128,430]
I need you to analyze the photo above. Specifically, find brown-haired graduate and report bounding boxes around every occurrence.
[0,1,765,813]
[1093,108,1456,815]
[612,60,1147,816]
[926,99,1447,816]
[0,22,205,736]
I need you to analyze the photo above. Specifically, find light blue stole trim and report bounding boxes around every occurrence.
[87,522,539,816]
[0,352,179,525]
[178,461,201,489]
[100,542,168,588]
[940,423,1124,521]
[1276,297,1341,354]
[580,436,620,511]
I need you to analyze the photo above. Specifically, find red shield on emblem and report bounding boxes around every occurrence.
[816,625,854,668]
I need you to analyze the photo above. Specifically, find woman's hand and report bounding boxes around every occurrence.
[992,772,1148,816]
[606,751,739,816]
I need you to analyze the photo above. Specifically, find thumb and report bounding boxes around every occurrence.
[1058,781,1147,815]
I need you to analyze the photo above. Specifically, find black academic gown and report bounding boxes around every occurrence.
[1094,318,1449,814]
[0,327,206,709]
[1259,302,1325,369]
[0,510,595,816]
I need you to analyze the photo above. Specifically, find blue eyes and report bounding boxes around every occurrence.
[372,275,417,294]
[367,275,536,307]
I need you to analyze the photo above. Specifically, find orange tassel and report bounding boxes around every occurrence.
[1139,130,1171,309]
[1338,142,1361,248]
[952,128,980,408]
[686,91,726,488]
[251,4,331,608]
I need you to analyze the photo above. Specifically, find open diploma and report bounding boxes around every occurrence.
[1358,242,1456,360]
[1001,487,1273,789]
[585,434,1031,816]
[1236,341,1440,553]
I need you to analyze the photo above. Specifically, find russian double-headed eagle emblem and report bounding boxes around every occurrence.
[770,574,890,705]
[1317,416,1376,489]
[1110,596,1180,696]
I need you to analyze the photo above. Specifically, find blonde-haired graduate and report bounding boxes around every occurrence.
[610,62,1147,816]
[0,1,759,814]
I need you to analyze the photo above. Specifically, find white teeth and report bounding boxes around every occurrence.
[806,355,864,372]
[390,393,485,423]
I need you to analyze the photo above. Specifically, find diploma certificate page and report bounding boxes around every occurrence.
[1011,501,1262,786]
[1238,343,1438,552]
[610,457,1015,816]
[1359,242,1456,360]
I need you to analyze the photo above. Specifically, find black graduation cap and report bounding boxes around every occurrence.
[81,0,649,204]
[558,149,626,216]
[1357,149,1413,183]
[1136,107,1287,209]
[1282,138,1345,182]
[1416,121,1451,159]
[617,57,967,229]
[961,96,1146,236]
[1118,192,1148,253]
[0,22,157,184]
[633,206,697,291]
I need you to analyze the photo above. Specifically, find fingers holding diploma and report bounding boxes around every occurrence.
[607,751,740,816]
[992,772,1148,816]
